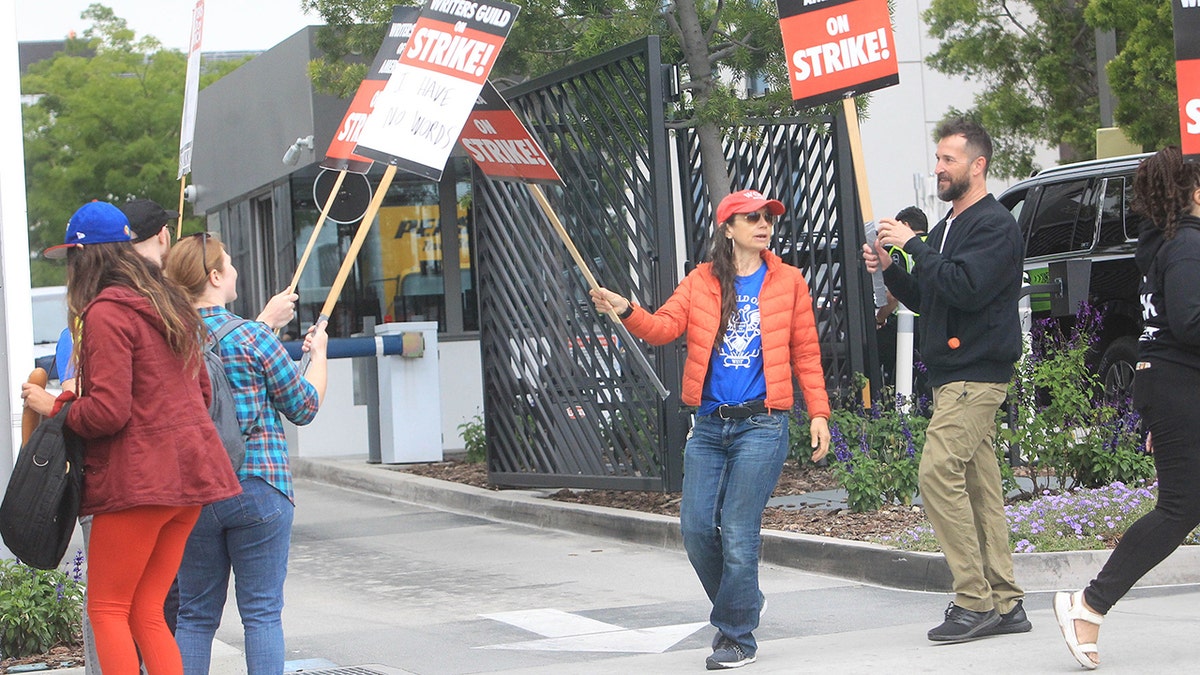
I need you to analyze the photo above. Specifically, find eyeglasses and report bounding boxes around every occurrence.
[740,212,776,224]
[189,232,212,277]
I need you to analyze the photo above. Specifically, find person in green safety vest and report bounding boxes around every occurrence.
[876,206,928,389]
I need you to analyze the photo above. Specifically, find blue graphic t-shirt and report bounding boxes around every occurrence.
[699,264,768,415]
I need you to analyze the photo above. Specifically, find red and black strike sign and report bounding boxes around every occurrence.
[321,6,420,174]
[459,82,562,184]
[354,0,521,181]
[1175,1,1200,160]
[776,0,899,108]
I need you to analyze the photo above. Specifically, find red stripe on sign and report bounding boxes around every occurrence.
[323,82,385,171]
[459,110,562,183]
[401,23,506,85]
[1179,59,1200,159]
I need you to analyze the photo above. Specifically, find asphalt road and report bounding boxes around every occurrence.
[191,477,1200,674]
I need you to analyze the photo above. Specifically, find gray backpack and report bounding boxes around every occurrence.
[205,318,251,471]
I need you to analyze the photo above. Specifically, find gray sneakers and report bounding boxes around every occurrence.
[706,635,756,669]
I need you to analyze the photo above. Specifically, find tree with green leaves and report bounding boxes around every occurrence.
[1086,0,1178,150]
[923,0,1177,179]
[21,4,244,286]
[303,0,825,210]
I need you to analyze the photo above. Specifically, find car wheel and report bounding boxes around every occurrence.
[1098,336,1138,403]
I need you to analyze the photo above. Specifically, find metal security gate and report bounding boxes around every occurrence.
[677,119,874,398]
[476,38,876,491]
[475,37,685,490]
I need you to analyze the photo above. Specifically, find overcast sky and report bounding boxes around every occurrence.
[15,0,319,52]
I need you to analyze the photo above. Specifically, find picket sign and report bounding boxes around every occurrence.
[777,0,900,407]
[176,0,205,238]
[1175,2,1200,160]
[301,0,521,372]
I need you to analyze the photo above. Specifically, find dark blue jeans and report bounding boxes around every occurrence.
[680,411,788,655]
[175,477,294,675]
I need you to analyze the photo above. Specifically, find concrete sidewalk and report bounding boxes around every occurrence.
[55,456,1199,675]
[293,456,1200,593]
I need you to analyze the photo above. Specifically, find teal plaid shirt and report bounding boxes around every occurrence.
[200,306,319,501]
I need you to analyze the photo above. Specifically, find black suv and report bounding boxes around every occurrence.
[997,153,1150,400]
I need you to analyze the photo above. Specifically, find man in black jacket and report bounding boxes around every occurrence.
[863,118,1027,643]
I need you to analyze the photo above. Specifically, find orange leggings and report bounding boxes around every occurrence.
[87,505,200,675]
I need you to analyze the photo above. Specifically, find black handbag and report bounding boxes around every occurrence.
[0,402,84,570]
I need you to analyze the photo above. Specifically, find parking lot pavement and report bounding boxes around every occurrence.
[251,477,1200,675]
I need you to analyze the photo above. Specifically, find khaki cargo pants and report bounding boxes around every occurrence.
[919,380,1023,613]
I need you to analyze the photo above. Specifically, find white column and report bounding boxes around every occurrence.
[0,0,34,469]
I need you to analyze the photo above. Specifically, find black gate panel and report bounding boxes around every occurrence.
[676,117,876,400]
[476,37,684,490]
[475,39,878,491]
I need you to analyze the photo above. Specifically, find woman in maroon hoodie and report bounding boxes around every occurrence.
[24,202,241,675]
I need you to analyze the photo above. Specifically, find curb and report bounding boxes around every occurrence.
[293,457,1200,593]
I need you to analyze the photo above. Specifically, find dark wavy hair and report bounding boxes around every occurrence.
[708,220,737,345]
[1131,146,1200,240]
[65,242,205,378]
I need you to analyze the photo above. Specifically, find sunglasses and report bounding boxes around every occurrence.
[740,212,776,224]
[188,232,213,277]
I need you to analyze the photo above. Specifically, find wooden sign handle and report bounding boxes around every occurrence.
[22,368,48,445]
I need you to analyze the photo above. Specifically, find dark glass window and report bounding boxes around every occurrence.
[289,158,478,337]
[1025,179,1089,258]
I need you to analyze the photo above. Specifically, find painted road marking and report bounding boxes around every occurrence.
[479,608,708,653]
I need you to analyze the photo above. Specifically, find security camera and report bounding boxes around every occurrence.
[183,185,200,203]
[282,135,315,166]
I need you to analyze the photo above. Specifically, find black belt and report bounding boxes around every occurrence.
[716,400,768,420]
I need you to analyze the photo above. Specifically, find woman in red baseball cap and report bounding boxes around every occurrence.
[591,189,830,670]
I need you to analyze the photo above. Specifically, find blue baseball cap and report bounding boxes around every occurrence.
[44,201,133,259]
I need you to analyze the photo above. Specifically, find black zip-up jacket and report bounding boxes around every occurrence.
[1136,215,1200,371]
[883,194,1024,388]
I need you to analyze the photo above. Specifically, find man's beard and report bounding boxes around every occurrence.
[937,173,969,202]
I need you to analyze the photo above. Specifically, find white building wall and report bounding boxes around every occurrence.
[858,0,1059,224]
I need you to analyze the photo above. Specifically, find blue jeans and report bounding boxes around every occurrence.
[175,477,294,675]
[680,411,788,655]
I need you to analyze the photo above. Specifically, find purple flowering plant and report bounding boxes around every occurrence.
[0,549,85,658]
[998,303,1152,498]
[800,377,930,512]
[876,480,1199,554]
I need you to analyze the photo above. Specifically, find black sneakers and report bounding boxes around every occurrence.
[927,602,1001,642]
[706,635,756,669]
[979,599,1033,636]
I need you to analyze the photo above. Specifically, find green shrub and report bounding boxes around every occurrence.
[999,306,1153,497]
[458,414,486,464]
[826,388,929,512]
[0,551,85,658]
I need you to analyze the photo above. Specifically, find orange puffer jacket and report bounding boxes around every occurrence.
[623,251,830,419]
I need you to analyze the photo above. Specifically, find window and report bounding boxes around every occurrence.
[1096,176,1132,247]
[1025,179,1090,258]
[288,158,478,337]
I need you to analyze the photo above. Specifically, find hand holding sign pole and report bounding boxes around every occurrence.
[459,81,670,399]
[777,0,900,407]
[300,0,521,372]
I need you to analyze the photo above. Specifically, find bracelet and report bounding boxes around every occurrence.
[617,303,634,319]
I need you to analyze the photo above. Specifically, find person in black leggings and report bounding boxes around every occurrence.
[1054,146,1200,670]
